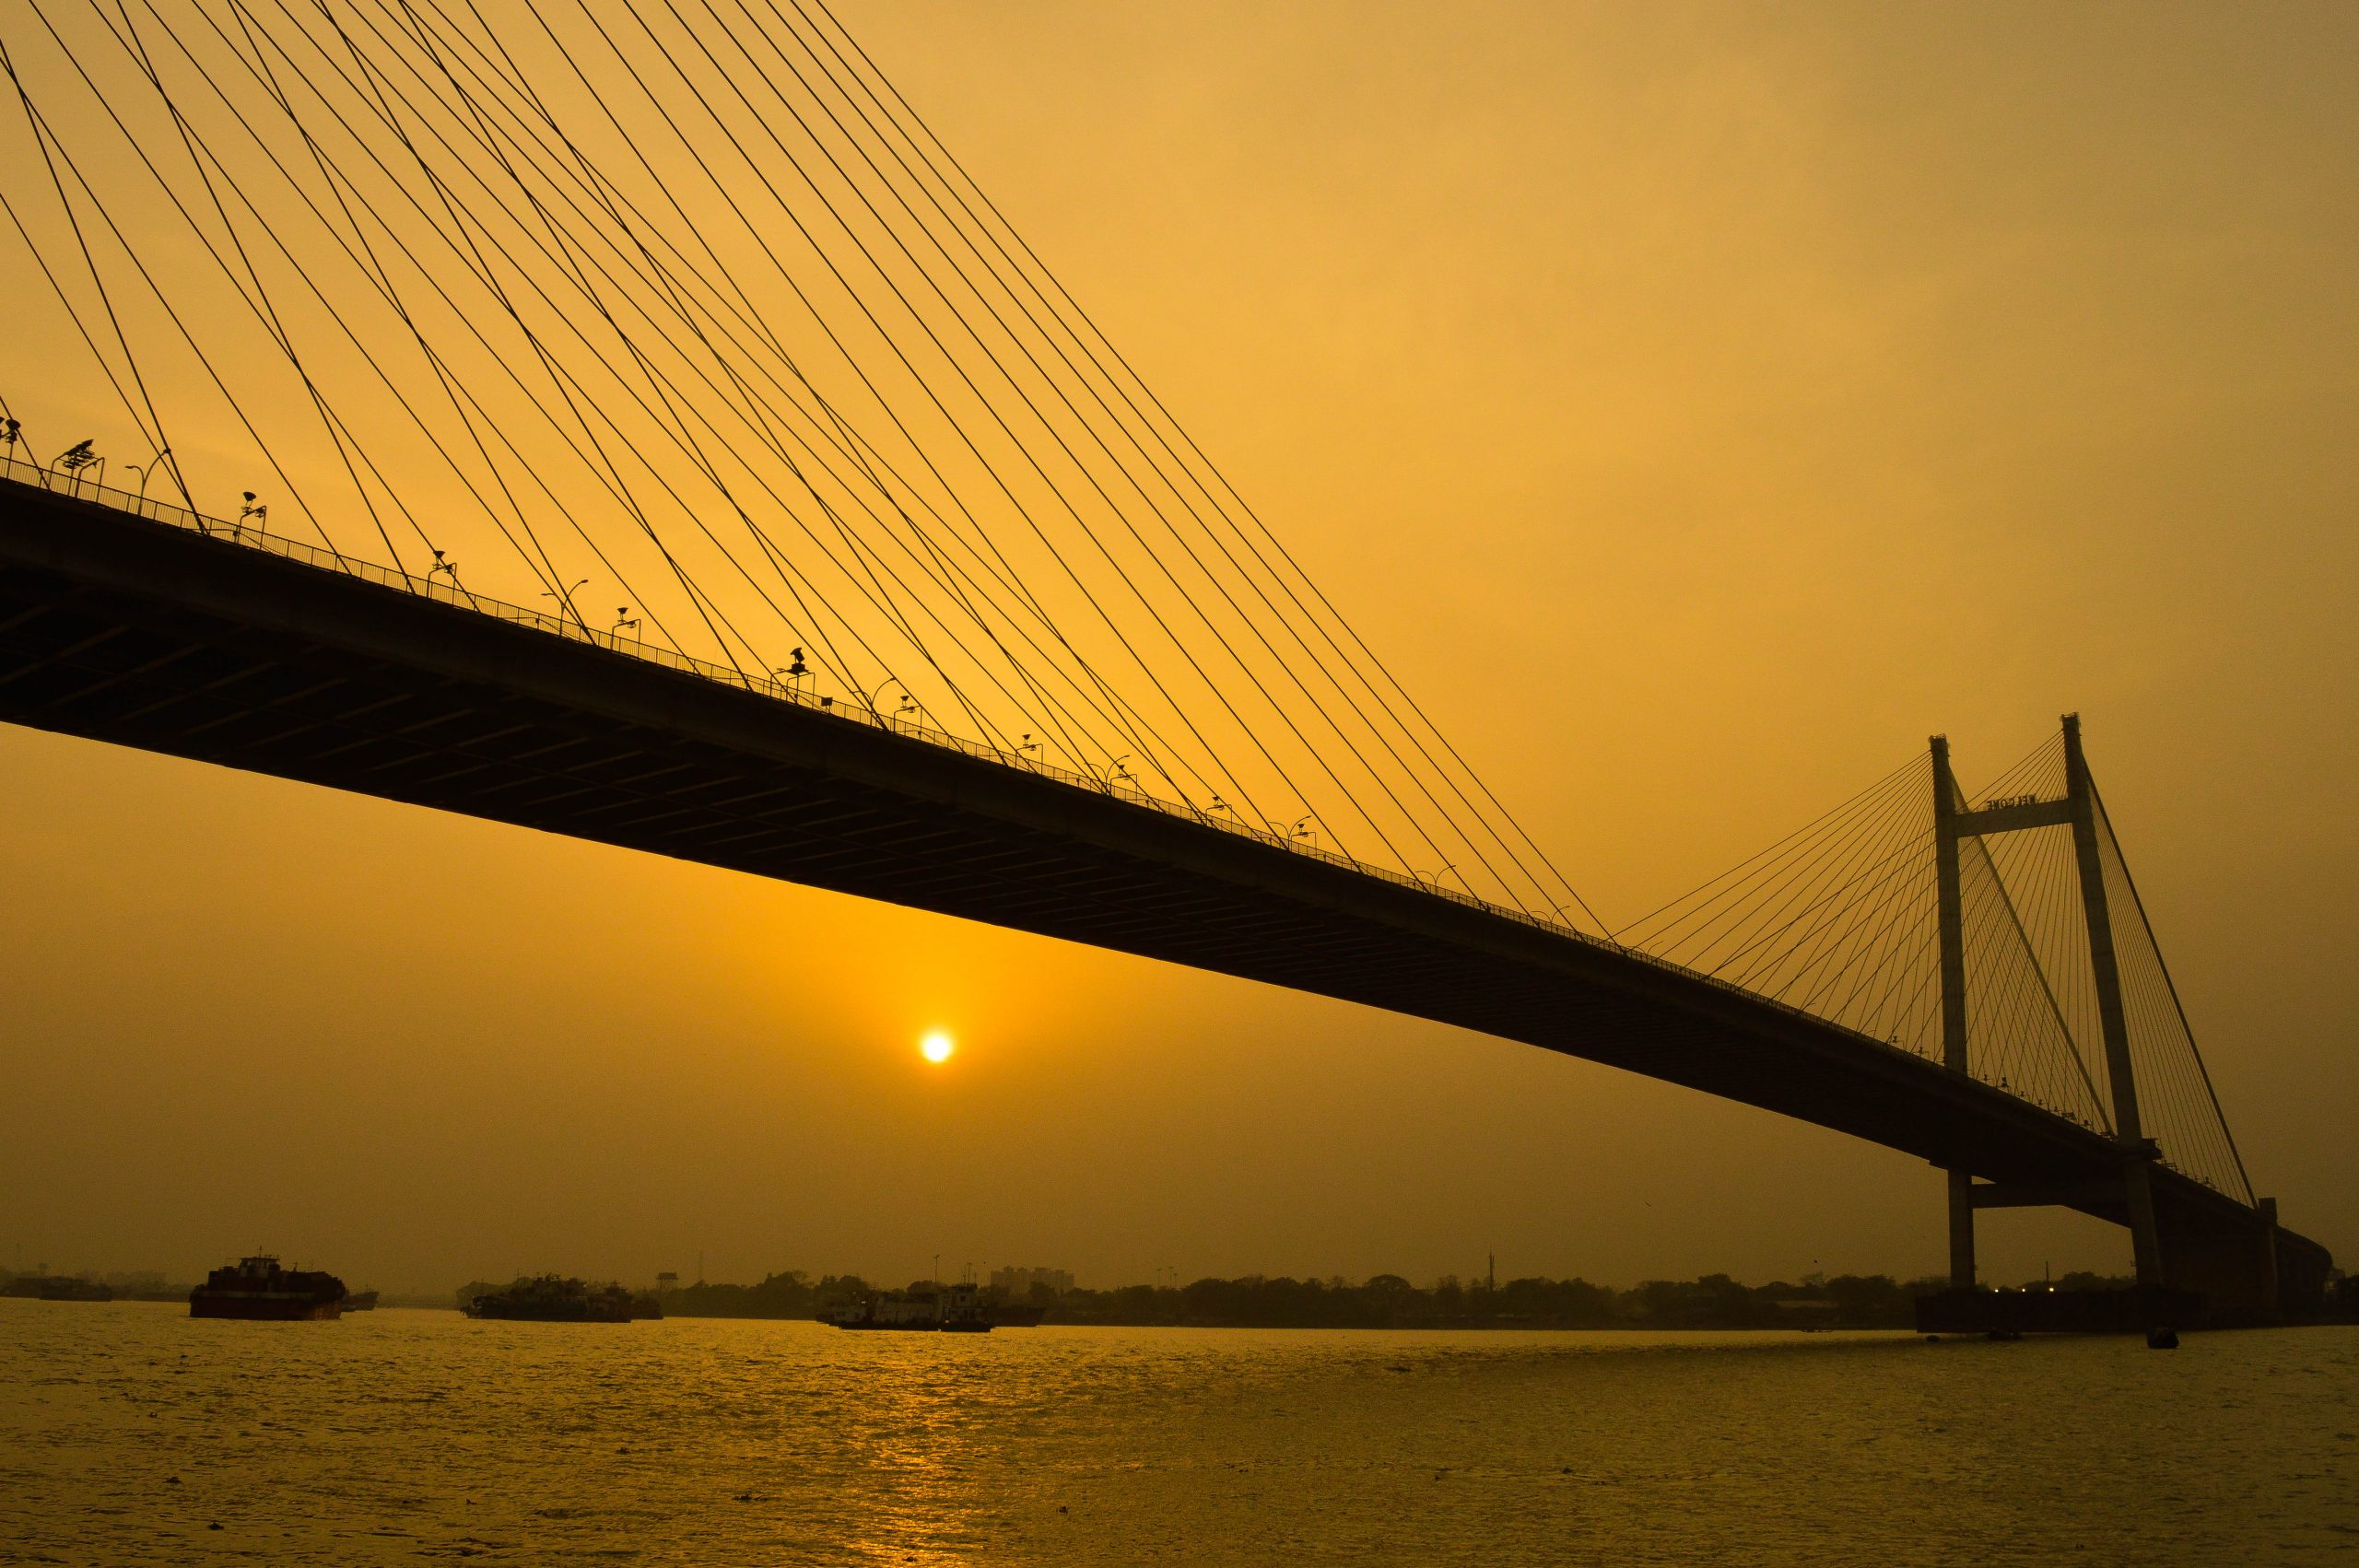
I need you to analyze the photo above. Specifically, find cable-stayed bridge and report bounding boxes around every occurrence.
[0,0,2328,1322]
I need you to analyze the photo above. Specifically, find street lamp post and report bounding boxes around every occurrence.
[540,578,590,631]
[125,446,170,506]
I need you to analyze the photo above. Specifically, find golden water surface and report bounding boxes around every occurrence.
[3,1301,2353,1563]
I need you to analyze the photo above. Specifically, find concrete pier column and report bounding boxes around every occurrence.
[1946,1168,1977,1289]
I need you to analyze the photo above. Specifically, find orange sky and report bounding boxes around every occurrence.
[2,0,2353,1293]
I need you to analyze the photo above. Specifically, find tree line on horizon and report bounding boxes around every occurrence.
[629,1267,2173,1330]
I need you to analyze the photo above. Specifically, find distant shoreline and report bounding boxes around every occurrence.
[20,1264,2353,1329]
[13,1295,2355,1331]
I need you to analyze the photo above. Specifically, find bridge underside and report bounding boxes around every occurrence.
[0,481,2326,1314]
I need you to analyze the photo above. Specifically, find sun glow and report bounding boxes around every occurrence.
[920,1031,956,1064]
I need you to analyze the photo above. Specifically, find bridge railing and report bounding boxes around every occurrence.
[6,454,2170,1152]
[5,456,1621,924]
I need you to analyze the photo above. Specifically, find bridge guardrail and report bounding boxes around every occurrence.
[0,458,1619,916]
[0,455,2229,1196]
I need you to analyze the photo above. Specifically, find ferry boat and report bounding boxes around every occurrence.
[822,1281,992,1332]
[189,1256,346,1320]
[464,1275,657,1322]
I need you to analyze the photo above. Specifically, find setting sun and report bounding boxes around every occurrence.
[920,1031,955,1065]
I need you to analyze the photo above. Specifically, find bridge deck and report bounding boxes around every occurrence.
[0,475,2313,1274]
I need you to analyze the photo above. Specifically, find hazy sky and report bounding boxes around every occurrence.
[3,0,2353,1294]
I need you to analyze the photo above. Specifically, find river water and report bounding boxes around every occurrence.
[2,1300,2352,1564]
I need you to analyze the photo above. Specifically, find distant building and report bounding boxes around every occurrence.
[991,1265,1074,1295]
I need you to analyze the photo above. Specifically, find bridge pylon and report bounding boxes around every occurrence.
[1929,734,1976,1289]
[2059,713,2168,1290]
[1931,715,2165,1296]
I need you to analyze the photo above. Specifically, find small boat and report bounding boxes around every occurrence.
[190,1256,346,1320]
[343,1290,381,1312]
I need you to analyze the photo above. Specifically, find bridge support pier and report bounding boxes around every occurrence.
[1929,1179,2317,1330]
[1945,1169,1976,1289]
